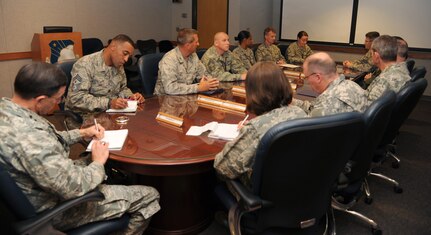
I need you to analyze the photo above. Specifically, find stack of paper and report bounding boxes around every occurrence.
[86,129,128,151]
[106,100,138,113]
[186,122,239,141]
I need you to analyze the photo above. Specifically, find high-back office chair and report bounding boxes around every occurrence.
[277,44,289,60]
[196,48,207,59]
[136,39,157,57]
[217,112,364,235]
[332,91,396,235]
[371,78,428,191]
[410,66,427,82]
[405,59,415,74]
[0,164,129,235]
[158,40,174,53]
[137,53,165,97]
[82,38,104,56]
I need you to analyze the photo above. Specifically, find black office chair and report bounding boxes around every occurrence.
[371,78,428,191]
[277,44,289,60]
[405,59,415,74]
[332,91,396,235]
[0,164,130,235]
[82,38,104,56]
[158,40,174,53]
[229,45,238,51]
[216,112,364,235]
[196,48,207,59]
[137,53,165,97]
[136,39,157,57]
[410,66,427,82]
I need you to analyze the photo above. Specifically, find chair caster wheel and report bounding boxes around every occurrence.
[394,186,403,193]
[392,161,400,168]
[372,228,382,235]
[364,197,373,204]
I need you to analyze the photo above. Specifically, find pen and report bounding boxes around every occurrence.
[239,114,249,128]
[94,118,99,132]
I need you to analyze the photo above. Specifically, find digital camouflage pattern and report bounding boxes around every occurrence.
[287,42,313,64]
[155,47,206,95]
[214,105,307,188]
[255,43,285,62]
[366,63,411,103]
[293,75,368,117]
[65,50,133,115]
[232,46,256,70]
[350,49,373,72]
[201,46,247,81]
[0,98,160,234]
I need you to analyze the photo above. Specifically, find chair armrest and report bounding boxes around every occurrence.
[54,110,83,124]
[228,180,263,212]
[14,190,104,235]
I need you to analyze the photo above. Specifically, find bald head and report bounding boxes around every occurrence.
[214,32,230,53]
[304,52,337,76]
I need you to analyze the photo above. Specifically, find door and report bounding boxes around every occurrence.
[193,0,228,49]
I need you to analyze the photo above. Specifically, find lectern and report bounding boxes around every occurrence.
[31,32,83,64]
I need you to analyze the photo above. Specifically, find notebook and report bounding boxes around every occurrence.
[86,129,128,151]
[106,100,138,113]
[186,121,239,141]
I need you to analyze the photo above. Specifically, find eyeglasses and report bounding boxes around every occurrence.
[303,72,317,80]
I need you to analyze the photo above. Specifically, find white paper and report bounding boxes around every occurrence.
[86,129,128,151]
[186,122,239,141]
[106,100,138,113]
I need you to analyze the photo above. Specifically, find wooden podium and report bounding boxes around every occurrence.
[31,32,83,64]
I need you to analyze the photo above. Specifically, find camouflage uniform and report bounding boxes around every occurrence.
[232,46,256,70]
[366,63,411,103]
[201,46,247,81]
[255,43,285,62]
[293,75,368,117]
[287,42,313,64]
[65,50,133,115]
[349,49,373,72]
[214,105,307,188]
[155,47,206,95]
[0,98,160,235]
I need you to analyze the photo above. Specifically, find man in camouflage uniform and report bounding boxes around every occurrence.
[65,34,145,116]
[155,28,219,95]
[287,31,313,64]
[0,63,160,234]
[255,27,286,63]
[214,62,307,188]
[343,31,380,71]
[293,52,368,117]
[201,32,247,81]
[366,35,411,103]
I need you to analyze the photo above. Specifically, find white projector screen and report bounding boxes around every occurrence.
[280,0,353,44]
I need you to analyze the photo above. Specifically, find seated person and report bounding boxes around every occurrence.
[65,34,145,116]
[293,52,368,117]
[232,30,256,70]
[343,31,380,71]
[366,35,411,103]
[363,36,410,87]
[0,63,160,234]
[255,27,286,64]
[287,30,313,64]
[201,32,247,81]
[155,28,219,95]
[214,62,307,188]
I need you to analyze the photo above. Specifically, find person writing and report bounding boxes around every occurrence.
[155,28,219,95]
[287,31,313,64]
[0,63,160,234]
[232,30,256,70]
[201,32,247,81]
[65,34,145,116]
[214,62,307,187]
[343,31,380,71]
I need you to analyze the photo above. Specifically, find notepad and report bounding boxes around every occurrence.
[106,100,138,113]
[186,121,239,141]
[86,129,128,151]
